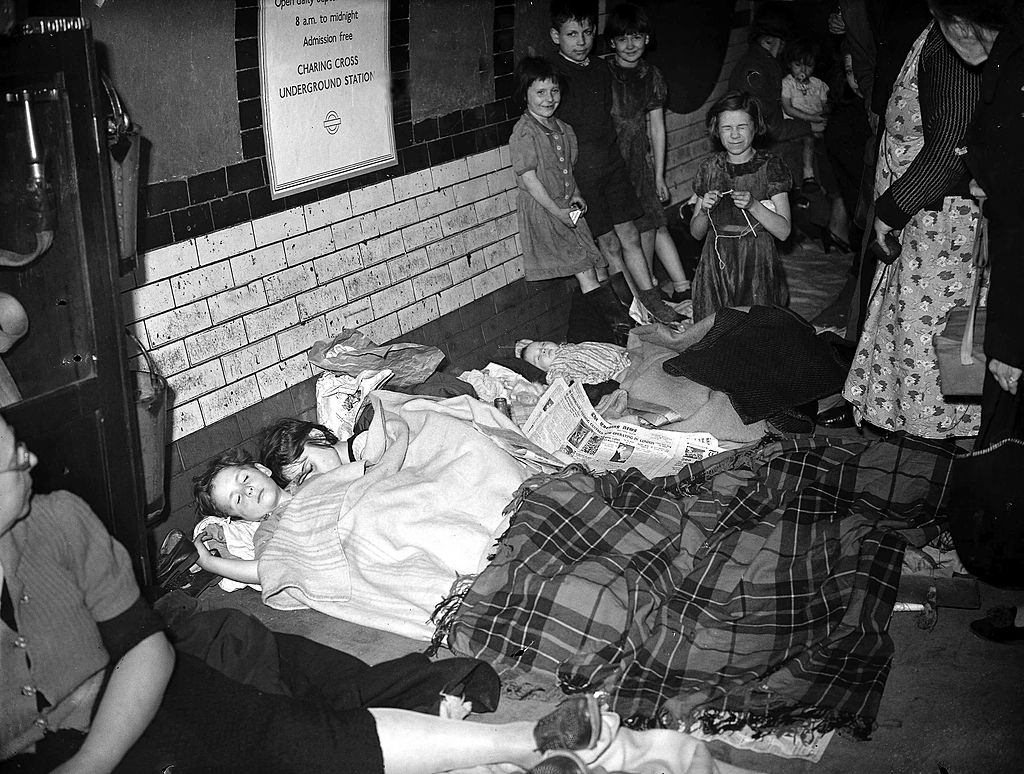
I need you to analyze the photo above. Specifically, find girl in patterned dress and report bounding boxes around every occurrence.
[689,91,793,321]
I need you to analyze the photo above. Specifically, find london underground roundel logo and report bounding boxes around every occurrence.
[323,111,342,135]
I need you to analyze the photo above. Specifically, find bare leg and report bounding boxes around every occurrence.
[608,221,682,323]
[802,135,815,182]
[640,227,657,274]
[653,226,691,293]
[595,230,628,279]
[828,196,850,243]
[610,220,655,291]
[574,267,600,294]
[372,709,544,773]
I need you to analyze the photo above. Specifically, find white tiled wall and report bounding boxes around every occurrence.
[122,147,521,442]
[123,13,749,444]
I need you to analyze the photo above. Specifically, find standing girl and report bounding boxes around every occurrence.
[509,56,632,333]
[605,3,692,303]
[689,91,793,321]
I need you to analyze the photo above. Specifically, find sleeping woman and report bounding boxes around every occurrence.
[190,390,534,640]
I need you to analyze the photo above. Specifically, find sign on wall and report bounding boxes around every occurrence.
[259,0,396,198]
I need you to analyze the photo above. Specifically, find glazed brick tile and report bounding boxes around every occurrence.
[235,37,258,70]
[236,68,260,100]
[146,180,189,216]
[185,318,247,364]
[221,337,279,383]
[230,243,286,287]
[196,221,256,265]
[189,169,228,204]
[171,203,214,241]
[122,280,174,324]
[304,193,353,230]
[166,360,226,406]
[235,5,258,37]
[228,160,265,195]
[211,194,253,230]
[241,127,266,160]
[427,137,455,166]
[296,278,348,321]
[243,298,301,341]
[255,353,312,401]
[399,144,430,175]
[413,117,439,143]
[170,261,234,306]
[145,299,213,347]
[313,245,362,283]
[139,214,173,252]
[199,377,262,427]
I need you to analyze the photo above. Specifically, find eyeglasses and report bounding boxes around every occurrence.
[1,442,32,474]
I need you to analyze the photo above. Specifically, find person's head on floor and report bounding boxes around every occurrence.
[258,418,343,487]
[750,7,793,58]
[605,3,650,67]
[0,413,37,538]
[928,0,1010,66]
[550,0,598,64]
[785,37,819,83]
[517,339,563,371]
[705,90,765,154]
[193,448,287,522]
[514,56,563,122]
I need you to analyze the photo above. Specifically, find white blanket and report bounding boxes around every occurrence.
[256,391,530,640]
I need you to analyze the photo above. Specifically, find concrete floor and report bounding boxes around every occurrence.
[193,238,1024,773]
[204,579,1024,774]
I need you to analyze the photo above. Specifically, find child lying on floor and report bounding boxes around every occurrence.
[191,418,368,590]
[516,339,631,384]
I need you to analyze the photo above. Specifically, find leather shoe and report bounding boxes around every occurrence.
[970,606,1024,644]
[156,529,200,587]
[816,402,855,429]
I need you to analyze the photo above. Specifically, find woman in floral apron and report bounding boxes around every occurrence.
[843,22,983,438]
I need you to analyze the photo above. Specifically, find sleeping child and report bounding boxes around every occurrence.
[516,339,631,385]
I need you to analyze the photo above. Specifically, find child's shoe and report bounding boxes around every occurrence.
[533,695,602,752]
[665,287,692,304]
[638,287,682,324]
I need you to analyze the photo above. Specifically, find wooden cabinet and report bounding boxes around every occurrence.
[0,19,150,583]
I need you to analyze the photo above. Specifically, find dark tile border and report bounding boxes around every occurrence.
[140,0,519,253]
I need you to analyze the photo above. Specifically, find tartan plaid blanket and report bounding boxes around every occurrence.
[442,433,955,738]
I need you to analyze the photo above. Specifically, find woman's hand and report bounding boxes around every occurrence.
[990,358,1022,395]
[730,190,754,210]
[969,179,987,200]
[873,217,894,249]
[700,190,722,211]
[569,194,587,214]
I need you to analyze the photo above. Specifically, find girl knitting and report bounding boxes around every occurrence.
[689,91,793,321]
[509,56,632,333]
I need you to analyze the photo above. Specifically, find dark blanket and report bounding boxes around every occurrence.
[662,306,850,431]
[443,433,955,738]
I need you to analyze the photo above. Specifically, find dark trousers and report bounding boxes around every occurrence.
[5,653,385,774]
[978,369,1024,448]
[6,605,499,773]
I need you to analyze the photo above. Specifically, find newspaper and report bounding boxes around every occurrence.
[523,378,722,478]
